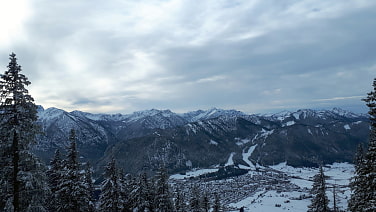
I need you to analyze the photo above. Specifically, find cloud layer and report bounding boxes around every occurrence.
[1,0,375,114]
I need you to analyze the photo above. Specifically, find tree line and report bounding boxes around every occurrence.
[46,129,222,212]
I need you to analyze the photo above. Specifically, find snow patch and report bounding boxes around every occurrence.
[344,124,351,130]
[209,140,218,145]
[242,145,258,170]
[270,162,354,189]
[225,152,236,166]
[260,129,274,139]
[283,121,295,127]
[272,111,292,121]
[187,124,197,134]
[185,160,192,168]
[229,190,311,212]
[307,128,312,135]
[169,168,219,180]
[207,108,218,116]
[235,138,251,146]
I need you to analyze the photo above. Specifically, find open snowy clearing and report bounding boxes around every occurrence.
[229,190,311,212]
[228,162,354,211]
[170,168,219,180]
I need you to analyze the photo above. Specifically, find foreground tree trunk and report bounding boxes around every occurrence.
[12,132,20,212]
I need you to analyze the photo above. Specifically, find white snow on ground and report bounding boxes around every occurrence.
[228,162,354,211]
[259,129,274,141]
[344,124,351,130]
[225,152,236,166]
[235,138,251,146]
[293,113,300,120]
[209,139,218,145]
[242,145,258,170]
[283,121,295,127]
[186,123,197,134]
[229,190,310,212]
[169,168,219,180]
[307,128,313,135]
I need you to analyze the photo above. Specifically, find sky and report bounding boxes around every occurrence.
[0,0,375,115]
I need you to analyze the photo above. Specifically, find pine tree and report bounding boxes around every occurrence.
[118,170,132,212]
[56,129,91,211]
[47,149,63,192]
[332,182,339,212]
[125,175,138,210]
[84,162,96,212]
[0,53,48,211]
[98,158,125,212]
[154,167,174,212]
[201,192,210,212]
[18,152,50,211]
[348,144,367,211]
[132,172,155,211]
[212,192,222,212]
[189,184,202,212]
[46,149,63,211]
[308,166,329,212]
[174,188,187,212]
[349,77,376,211]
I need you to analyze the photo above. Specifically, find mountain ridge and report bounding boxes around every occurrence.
[34,106,369,174]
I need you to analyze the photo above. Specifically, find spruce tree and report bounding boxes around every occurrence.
[154,167,174,212]
[133,172,155,211]
[212,192,222,212]
[189,184,202,212]
[0,53,48,211]
[125,175,138,210]
[56,129,90,211]
[98,158,125,212]
[174,188,187,212]
[47,149,63,211]
[47,149,63,192]
[349,77,376,211]
[118,170,132,212]
[308,166,329,212]
[84,162,96,212]
[348,144,367,211]
[201,192,210,212]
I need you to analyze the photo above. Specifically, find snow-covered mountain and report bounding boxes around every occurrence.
[34,106,369,174]
[266,108,364,122]
[180,108,247,122]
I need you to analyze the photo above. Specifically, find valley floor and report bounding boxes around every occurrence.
[170,162,354,212]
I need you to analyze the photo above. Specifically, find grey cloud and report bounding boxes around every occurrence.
[152,3,376,113]
[1,0,375,114]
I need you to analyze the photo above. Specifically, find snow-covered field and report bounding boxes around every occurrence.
[170,168,219,180]
[170,162,354,212]
[228,162,354,212]
[229,190,311,212]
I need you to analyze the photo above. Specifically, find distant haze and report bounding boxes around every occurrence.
[0,0,375,114]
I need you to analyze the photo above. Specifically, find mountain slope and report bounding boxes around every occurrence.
[34,107,369,175]
[99,109,369,174]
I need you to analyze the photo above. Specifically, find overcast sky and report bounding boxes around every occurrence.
[1,0,375,114]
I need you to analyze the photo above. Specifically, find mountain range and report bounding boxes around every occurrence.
[34,107,370,175]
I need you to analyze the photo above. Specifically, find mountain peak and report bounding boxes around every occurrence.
[38,107,66,120]
[181,108,246,122]
[266,108,364,122]
[330,107,360,118]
